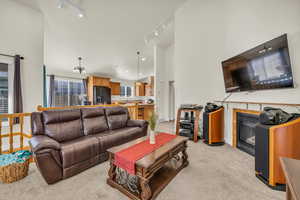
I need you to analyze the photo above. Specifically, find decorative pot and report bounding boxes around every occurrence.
[149,130,156,144]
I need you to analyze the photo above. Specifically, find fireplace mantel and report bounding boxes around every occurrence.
[215,100,300,108]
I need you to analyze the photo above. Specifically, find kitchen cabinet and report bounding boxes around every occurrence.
[136,76,154,96]
[93,77,110,87]
[145,84,153,96]
[135,82,146,96]
[110,82,121,95]
[143,105,154,121]
[88,76,111,103]
[137,104,154,121]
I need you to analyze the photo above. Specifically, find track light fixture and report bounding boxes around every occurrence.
[57,0,85,18]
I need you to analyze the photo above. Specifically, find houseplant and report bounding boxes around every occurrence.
[149,112,158,144]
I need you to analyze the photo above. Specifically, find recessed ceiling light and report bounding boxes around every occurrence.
[78,12,84,18]
[125,70,129,73]
[141,57,146,62]
[154,31,159,36]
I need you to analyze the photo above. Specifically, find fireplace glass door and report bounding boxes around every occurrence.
[237,113,259,156]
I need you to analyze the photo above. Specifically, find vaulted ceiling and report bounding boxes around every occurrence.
[13,0,185,80]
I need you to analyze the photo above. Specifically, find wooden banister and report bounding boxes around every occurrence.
[0,113,32,154]
[9,117,13,153]
[0,118,2,154]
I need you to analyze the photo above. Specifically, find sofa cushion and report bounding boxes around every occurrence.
[95,127,142,152]
[31,112,44,135]
[60,136,100,168]
[81,107,109,135]
[43,109,83,142]
[105,106,129,130]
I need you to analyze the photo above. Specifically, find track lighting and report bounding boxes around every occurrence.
[57,0,85,18]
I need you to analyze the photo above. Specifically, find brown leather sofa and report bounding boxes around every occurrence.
[29,106,148,184]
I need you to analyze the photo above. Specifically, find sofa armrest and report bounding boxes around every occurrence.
[29,135,61,153]
[127,119,148,128]
[29,135,63,184]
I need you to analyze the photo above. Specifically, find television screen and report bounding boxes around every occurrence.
[222,34,294,93]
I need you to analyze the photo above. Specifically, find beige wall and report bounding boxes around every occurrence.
[0,0,44,113]
[154,44,175,121]
[174,0,300,143]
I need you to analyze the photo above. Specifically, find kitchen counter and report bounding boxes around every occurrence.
[137,104,154,121]
[137,103,155,107]
[116,103,154,121]
[121,103,154,107]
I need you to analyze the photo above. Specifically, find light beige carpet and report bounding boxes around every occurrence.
[0,122,284,200]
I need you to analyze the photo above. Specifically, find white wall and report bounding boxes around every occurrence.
[164,44,175,120]
[0,0,44,113]
[174,0,300,143]
[154,44,175,121]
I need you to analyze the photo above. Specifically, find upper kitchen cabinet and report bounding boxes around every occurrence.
[145,84,152,96]
[135,82,146,96]
[145,76,154,96]
[110,82,121,95]
[135,76,154,96]
[90,76,111,87]
[88,76,111,102]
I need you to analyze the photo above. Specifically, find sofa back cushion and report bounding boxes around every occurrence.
[31,112,44,135]
[81,107,109,135]
[42,109,83,142]
[105,106,129,130]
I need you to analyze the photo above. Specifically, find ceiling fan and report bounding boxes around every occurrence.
[57,0,85,18]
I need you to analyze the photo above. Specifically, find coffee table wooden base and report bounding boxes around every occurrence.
[107,141,188,200]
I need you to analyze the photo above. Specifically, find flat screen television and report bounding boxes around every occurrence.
[222,34,294,93]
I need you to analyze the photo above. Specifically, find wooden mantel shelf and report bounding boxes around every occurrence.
[215,100,300,107]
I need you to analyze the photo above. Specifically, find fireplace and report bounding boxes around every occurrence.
[237,112,259,156]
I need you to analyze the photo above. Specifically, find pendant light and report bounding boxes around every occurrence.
[136,51,142,85]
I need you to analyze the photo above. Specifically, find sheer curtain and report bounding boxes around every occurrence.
[54,78,69,107]
[47,76,85,107]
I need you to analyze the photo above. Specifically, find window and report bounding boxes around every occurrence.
[0,63,8,114]
[48,77,85,107]
[120,85,132,97]
[0,59,13,120]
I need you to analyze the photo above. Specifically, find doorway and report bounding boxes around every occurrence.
[168,81,175,121]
